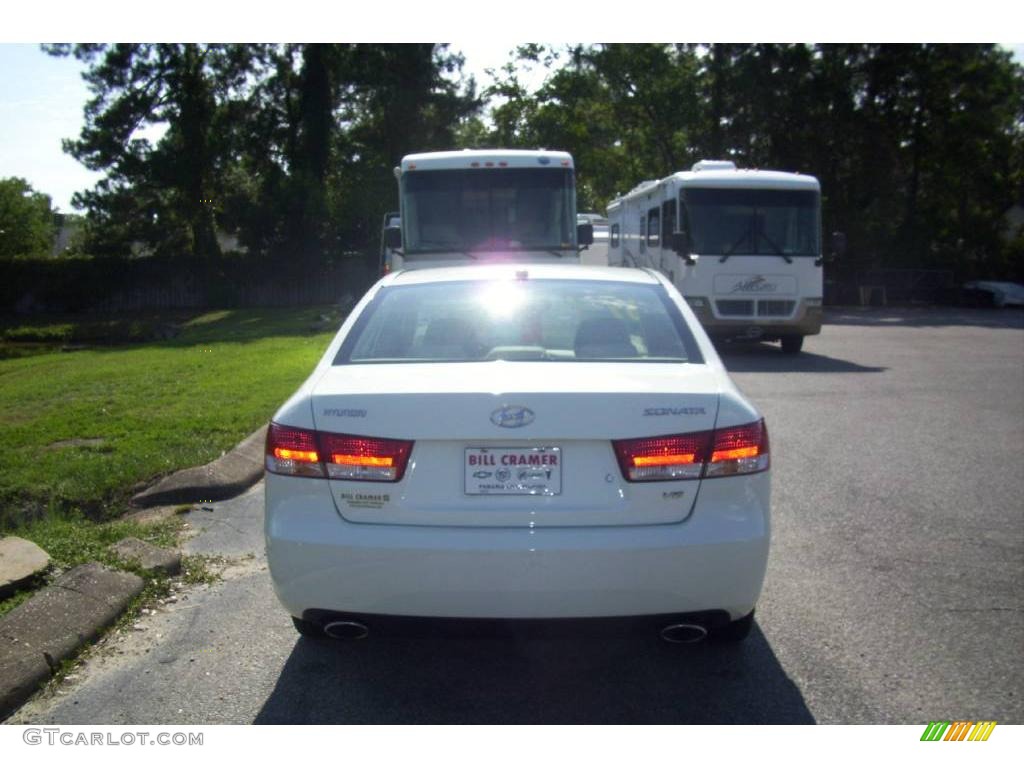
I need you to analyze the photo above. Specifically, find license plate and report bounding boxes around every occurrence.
[465,447,562,495]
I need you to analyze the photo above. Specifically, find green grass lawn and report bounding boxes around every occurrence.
[0,306,341,529]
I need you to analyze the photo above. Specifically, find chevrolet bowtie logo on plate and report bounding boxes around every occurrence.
[491,406,535,428]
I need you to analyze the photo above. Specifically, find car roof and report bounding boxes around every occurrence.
[385,263,661,286]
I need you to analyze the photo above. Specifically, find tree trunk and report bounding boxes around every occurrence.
[178,44,221,260]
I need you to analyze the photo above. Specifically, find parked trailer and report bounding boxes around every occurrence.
[607,160,824,353]
[382,149,593,272]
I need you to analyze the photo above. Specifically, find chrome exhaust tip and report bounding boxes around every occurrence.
[323,620,369,640]
[659,622,708,644]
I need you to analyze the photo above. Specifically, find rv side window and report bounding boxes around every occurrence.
[610,224,620,248]
[639,215,646,253]
[647,208,660,248]
[661,199,676,242]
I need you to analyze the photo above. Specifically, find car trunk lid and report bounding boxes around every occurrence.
[311,362,721,527]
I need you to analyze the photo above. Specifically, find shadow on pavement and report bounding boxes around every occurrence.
[824,306,1024,330]
[719,344,887,374]
[254,620,813,724]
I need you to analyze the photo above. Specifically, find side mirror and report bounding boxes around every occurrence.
[384,225,402,250]
[577,222,594,247]
[669,231,697,264]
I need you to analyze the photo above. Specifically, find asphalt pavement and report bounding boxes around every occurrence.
[7,307,1023,724]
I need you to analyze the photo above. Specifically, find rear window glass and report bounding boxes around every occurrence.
[335,279,703,364]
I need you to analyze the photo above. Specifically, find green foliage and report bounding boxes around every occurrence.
[47,44,481,269]
[0,177,56,259]
[44,44,257,260]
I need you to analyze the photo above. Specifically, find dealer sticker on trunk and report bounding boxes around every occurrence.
[465,447,562,496]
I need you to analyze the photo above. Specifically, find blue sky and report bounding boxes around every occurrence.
[0,44,103,212]
[2,41,1021,213]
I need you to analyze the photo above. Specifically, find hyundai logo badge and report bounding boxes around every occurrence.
[491,405,535,428]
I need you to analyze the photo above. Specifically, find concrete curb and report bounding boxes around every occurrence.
[131,423,267,508]
[110,537,182,577]
[0,563,144,720]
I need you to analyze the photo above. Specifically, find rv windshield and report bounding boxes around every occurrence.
[682,188,820,257]
[402,168,576,254]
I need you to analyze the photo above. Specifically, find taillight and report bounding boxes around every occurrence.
[320,433,412,482]
[705,420,769,477]
[612,419,769,482]
[266,423,325,478]
[613,432,711,481]
[265,423,413,482]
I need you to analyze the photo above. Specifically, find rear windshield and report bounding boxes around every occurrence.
[335,279,703,365]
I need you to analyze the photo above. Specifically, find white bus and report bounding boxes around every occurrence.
[382,149,592,272]
[607,160,824,353]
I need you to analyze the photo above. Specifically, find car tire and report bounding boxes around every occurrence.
[292,616,324,638]
[710,610,755,643]
[780,335,804,354]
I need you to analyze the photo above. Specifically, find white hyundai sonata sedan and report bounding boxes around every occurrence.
[265,264,770,644]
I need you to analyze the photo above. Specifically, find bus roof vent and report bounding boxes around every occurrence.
[692,159,737,172]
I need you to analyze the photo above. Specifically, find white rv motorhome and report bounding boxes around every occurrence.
[607,160,823,353]
[382,149,592,272]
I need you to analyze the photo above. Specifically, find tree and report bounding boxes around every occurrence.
[0,177,55,259]
[48,44,479,268]
[219,44,480,266]
[335,44,481,253]
[45,44,253,259]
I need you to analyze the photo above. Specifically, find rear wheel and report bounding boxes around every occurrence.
[292,616,324,638]
[710,610,755,643]
[780,334,804,354]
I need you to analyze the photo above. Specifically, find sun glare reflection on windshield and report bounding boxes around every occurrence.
[477,282,529,319]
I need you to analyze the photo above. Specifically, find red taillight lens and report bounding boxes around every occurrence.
[320,433,413,482]
[705,419,769,477]
[266,423,325,478]
[265,423,413,482]
[613,432,711,481]
[612,419,769,482]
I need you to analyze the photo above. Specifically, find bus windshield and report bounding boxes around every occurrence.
[402,168,576,254]
[682,188,820,257]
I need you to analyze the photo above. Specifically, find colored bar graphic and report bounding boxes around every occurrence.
[968,721,997,741]
[944,721,972,741]
[920,720,996,742]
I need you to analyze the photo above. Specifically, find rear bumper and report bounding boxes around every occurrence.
[265,472,770,621]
